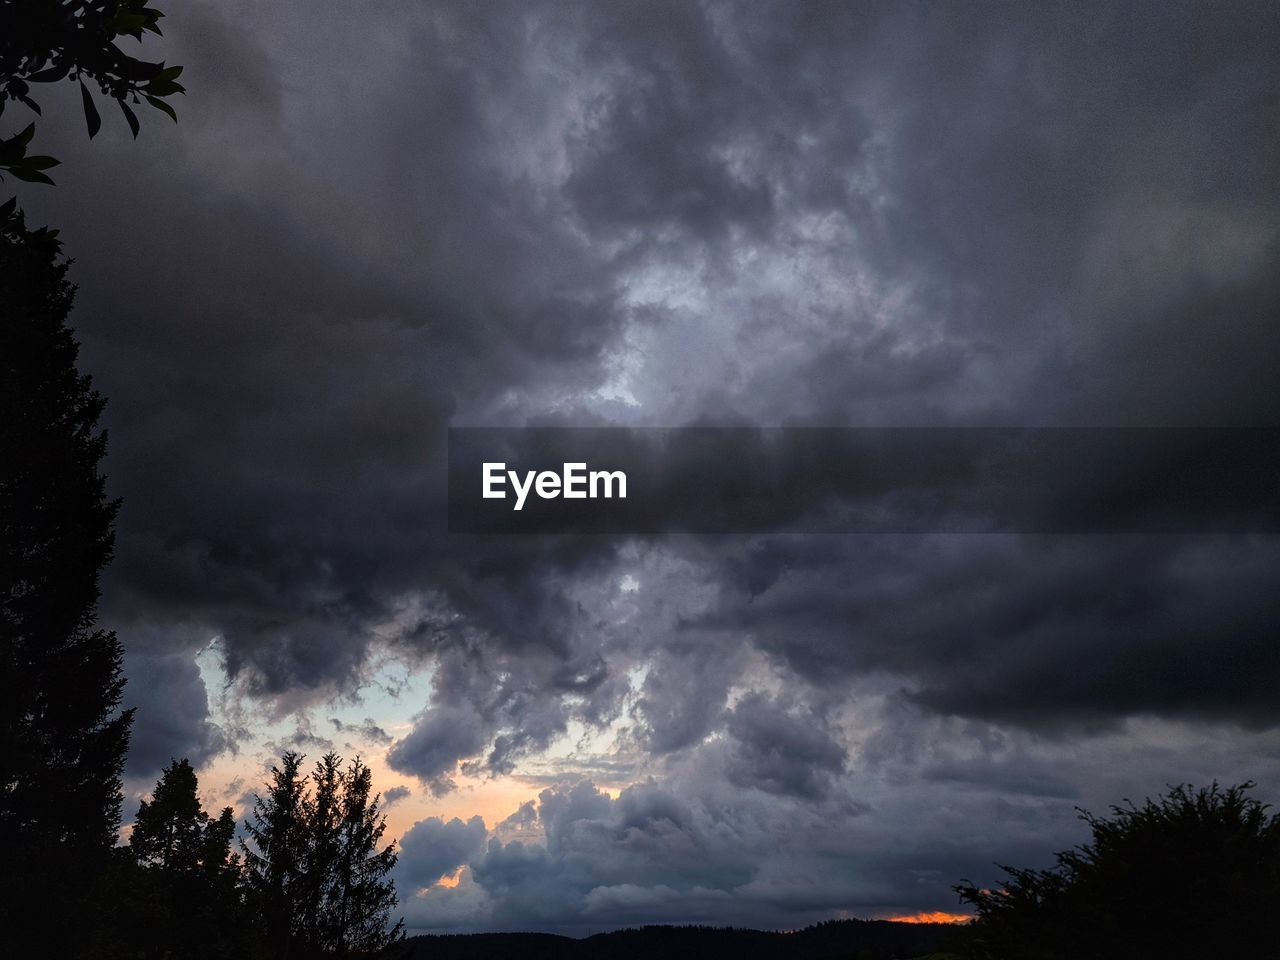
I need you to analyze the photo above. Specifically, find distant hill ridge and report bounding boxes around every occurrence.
[394,918,954,959]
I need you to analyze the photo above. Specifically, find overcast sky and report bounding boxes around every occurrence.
[13,0,1280,935]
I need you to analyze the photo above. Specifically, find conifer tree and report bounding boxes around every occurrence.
[302,752,344,952]
[130,758,207,872]
[243,751,404,959]
[201,805,238,881]
[0,198,132,947]
[244,751,310,958]
[329,756,404,957]
[126,758,249,959]
[130,757,238,881]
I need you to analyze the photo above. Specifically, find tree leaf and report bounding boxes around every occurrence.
[21,155,60,170]
[80,81,102,139]
[119,100,140,138]
[9,166,56,186]
[29,63,71,84]
[0,124,36,164]
[144,78,183,97]
[145,95,178,123]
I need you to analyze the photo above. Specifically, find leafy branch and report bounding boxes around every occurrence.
[0,0,184,184]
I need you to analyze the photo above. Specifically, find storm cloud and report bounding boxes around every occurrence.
[10,0,1280,933]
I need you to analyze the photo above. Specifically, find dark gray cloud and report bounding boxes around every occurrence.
[398,815,488,890]
[705,534,1280,729]
[382,785,412,808]
[123,645,226,780]
[263,717,335,757]
[725,692,846,800]
[330,716,393,746]
[9,0,1280,933]
[467,780,756,930]
[633,642,738,754]
[20,0,1275,727]
[386,702,489,794]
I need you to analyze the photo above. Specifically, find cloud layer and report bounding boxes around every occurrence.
[11,0,1280,933]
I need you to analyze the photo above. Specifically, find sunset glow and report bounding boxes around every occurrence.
[884,911,972,925]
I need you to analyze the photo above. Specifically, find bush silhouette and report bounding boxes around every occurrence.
[955,782,1280,958]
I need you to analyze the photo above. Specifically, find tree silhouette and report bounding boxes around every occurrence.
[323,755,405,957]
[245,751,311,959]
[304,752,346,951]
[955,782,1280,958]
[0,0,184,184]
[0,6,187,954]
[244,751,405,959]
[130,757,237,875]
[0,197,133,952]
[114,758,253,959]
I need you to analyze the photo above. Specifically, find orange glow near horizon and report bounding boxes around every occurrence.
[884,911,971,925]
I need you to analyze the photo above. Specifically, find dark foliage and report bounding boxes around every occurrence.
[0,0,183,183]
[244,751,406,960]
[955,782,1280,959]
[0,197,133,954]
[131,758,233,874]
[111,758,260,959]
[72,754,409,959]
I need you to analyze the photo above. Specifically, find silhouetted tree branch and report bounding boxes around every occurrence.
[0,0,184,184]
